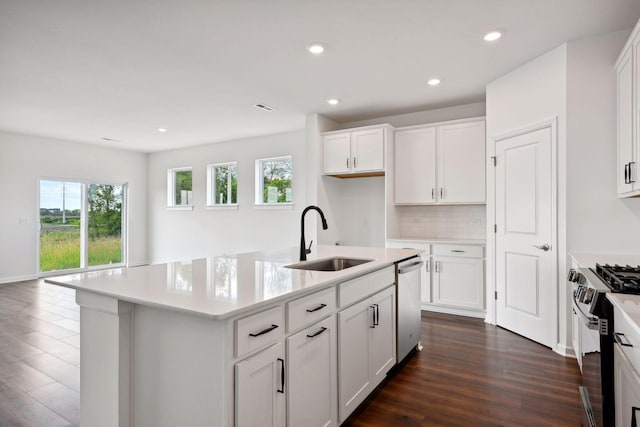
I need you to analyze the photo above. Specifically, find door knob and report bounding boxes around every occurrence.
[533,244,551,251]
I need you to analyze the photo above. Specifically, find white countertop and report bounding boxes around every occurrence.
[569,252,640,268]
[387,237,486,245]
[45,245,420,320]
[608,293,640,333]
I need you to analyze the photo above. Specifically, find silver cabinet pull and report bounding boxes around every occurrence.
[440,188,444,199]
[425,261,429,273]
[451,250,465,253]
[533,244,550,251]
[353,157,357,168]
[614,332,633,347]
[435,261,440,273]
[346,157,349,168]
[431,188,435,200]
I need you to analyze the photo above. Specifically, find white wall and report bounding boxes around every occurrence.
[147,130,306,263]
[566,30,640,253]
[486,29,640,355]
[486,44,567,350]
[0,131,148,283]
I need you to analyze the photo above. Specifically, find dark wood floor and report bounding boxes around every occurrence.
[0,280,582,426]
[345,312,583,427]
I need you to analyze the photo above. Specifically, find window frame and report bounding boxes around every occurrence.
[167,167,193,210]
[254,155,294,208]
[206,162,238,209]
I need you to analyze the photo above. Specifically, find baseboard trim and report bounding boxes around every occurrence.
[421,303,486,319]
[0,274,38,285]
[555,343,575,358]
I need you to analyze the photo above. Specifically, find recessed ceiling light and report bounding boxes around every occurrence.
[327,98,340,105]
[427,78,441,86]
[306,43,326,55]
[483,31,502,42]
[157,128,168,133]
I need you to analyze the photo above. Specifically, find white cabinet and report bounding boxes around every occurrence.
[616,19,640,197]
[432,255,484,310]
[614,343,640,427]
[235,342,286,427]
[287,315,337,427]
[394,127,436,203]
[394,119,485,204]
[338,285,395,423]
[323,125,390,176]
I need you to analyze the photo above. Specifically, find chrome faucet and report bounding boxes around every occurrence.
[300,205,328,261]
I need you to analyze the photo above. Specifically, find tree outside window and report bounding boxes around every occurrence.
[208,163,237,205]
[167,167,192,207]
[256,157,293,204]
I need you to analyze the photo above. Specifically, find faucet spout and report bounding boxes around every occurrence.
[300,205,328,261]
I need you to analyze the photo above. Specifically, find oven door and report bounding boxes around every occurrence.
[573,295,603,427]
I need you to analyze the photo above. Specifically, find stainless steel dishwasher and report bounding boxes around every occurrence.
[396,257,423,362]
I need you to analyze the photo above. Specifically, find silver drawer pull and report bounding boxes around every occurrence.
[451,250,465,253]
[614,332,633,347]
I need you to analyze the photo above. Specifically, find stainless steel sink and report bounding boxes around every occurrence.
[285,257,373,272]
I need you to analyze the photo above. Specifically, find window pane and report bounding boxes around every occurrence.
[88,184,123,267]
[175,170,192,205]
[262,158,292,203]
[39,180,82,272]
[212,164,237,205]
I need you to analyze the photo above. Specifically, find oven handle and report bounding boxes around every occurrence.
[572,294,599,330]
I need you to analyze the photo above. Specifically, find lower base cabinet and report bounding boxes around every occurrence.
[287,315,338,427]
[432,256,484,310]
[338,286,396,423]
[235,342,286,427]
[614,343,640,427]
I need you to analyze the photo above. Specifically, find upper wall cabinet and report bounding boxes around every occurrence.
[616,18,640,197]
[323,125,392,177]
[394,118,486,205]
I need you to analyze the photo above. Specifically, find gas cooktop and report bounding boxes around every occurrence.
[594,263,640,294]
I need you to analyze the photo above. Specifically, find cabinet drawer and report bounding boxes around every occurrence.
[614,307,640,373]
[236,305,284,358]
[339,266,395,308]
[432,244,483,258]
[287,287,336,333]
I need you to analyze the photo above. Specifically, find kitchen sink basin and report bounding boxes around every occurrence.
[285,257,373,272]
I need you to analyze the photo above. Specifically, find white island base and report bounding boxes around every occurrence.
[49,245,420,426]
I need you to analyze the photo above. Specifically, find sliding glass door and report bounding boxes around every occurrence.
[39,180,125,274]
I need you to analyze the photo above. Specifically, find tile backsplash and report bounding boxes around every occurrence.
[395,205,486,239]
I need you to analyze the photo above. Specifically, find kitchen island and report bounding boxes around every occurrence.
[46,245,420,427]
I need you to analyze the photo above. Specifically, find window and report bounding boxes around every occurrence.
[207,162,237,206]
[167,167,193,208]
[39,180,125,274]
[255,156,293,205]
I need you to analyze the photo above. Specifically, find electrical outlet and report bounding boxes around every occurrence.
[19,217,28,225]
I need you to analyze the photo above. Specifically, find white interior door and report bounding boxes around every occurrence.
[495,126,556,348]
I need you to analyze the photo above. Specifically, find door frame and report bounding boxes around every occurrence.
[486,116,559,352]
[37,177,128,277]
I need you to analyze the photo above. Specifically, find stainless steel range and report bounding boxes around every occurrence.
[569,263,640,427]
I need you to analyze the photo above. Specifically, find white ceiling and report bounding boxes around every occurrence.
[1,0,640,153]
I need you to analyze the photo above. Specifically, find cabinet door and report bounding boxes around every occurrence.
[394,127,437,204]
[618,46,634,195]
[369,286,396,386]
[352,128,384,172]
[235,342,285,427]
[614,343,640,427]
[338,298,373,422]
[432,257,484,310]
[287,316,338,427]
[437,121,486,203]
[324,133,351,174]
[422,254,432,304]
